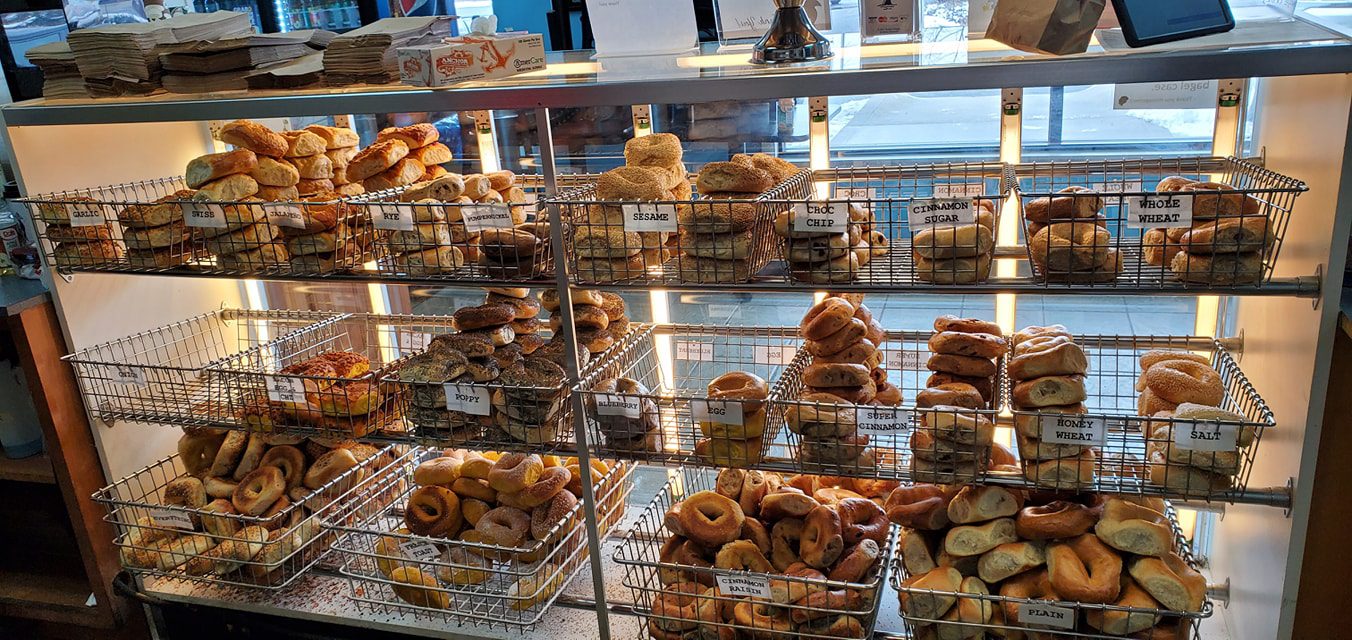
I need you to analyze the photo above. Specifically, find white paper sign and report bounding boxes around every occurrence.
[463,204,514,233]
[372,203,414,232]
[715,0,831,40]
[1114,80,1217,110]
[1173,420,1240,452]
[400,541,442,562]
[885,350,921,370]
[400,332,431,353]
[443,383,491,416]
[587,0,697,57]
[1264,0,1297,17]
[182,202,228,229]
[1040,414,1107,446]
[753,345,798,365]
[856,406,912,434]
[715,574,772,598]
[66,202,108,228]
[692,399,744,426]
[265,376,308,403]
[792,202,850,234]
[933,183,986,198]
[1091,180,1144,193]
[595,393,642,418]
[1017,602,1076,630]
[1127,194,1193,229]
[837,188,874,200]
[675,341,714,361]
[109,364,147,387]
[861,0,917,37]
[148,508,194,530]
[264,203,306,229]
[908,199,976,229]
[622,203,679,233]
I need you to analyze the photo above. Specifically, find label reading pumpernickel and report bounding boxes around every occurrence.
[148,508,194,531]
[1127,194,1193,229]
[110,365,147,387]
[266,376,307,404]
[372,203,414,232]
[908,198,975,229]
[263,203,306,229]
[463,204,514,233]
[622,203,679,233]
[716,574,772,599]
[753,345,799,366]
[856,406,912,434]
[443,383,491,416]
[692,399,744,426]
[399,541,442,562]
[182,202,228,229]
[1017,602,1075,630]
[1039,414,1106,446]
[792,201,849,233]
[66,202,108,228]
[1173,420,1240,452]
[884,349,921,370]
[595,393,641,418]
[675,341,714,361]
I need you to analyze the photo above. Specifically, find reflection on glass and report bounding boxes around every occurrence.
[63,0,147,30]
[3,11,69,68]
[1023,85,1216,158]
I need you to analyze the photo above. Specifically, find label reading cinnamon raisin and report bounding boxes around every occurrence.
[622,203,678,233]
[715,574,772,598]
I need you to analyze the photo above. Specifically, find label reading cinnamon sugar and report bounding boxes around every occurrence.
[263,203,306,229]
[443,383,491,416]
[463,204,514,233]
[1127,194,1193,229]
[372,203,413,232]
[792,201,849,233]
[595,393,641,418]
[1173,420,1239,452]
[1017,602,1075,630]
[148,508,194,531]
[399,541,442,562]
[181,202,228,229]
[622,203,678,233]
[908,198,975,229]
[691,399,743,426]
[265,376,307,404]
[66,202,108,227]
[933,183,986,198]
[715,574,772,598]
[1039,414,1106,446]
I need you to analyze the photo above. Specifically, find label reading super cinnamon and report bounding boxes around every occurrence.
[372,203,414,232]
[1017,602,1075,630]
[1127,194,1193,229]
[622,203,679,233]
[182,202,228,229]
[463,204,514,233]
[692,399,743,426]
[1040,414,1106,445]
[856,406,912,434]
[715,574,772,598]
[595,393,641,418]
[443,383,491,416]
[908,199,975,229]
[792,201,849,233]
[1173,420,1239,452]
[885,349,921,370]
[263,203,306,229]
[66,202,108,227]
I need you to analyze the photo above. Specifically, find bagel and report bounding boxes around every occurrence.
[231,466,285,516]
[218,120,288,157]
[835,498,888,546]
[884,484,951,530]
[678,491,745,548]
[1094,498,1172,557]
[1086,579,1163,635]
[801,297,855,340]
[405,485,462,537]
[977,541,1046,583]
[928,331,1007,359]
[1170,250,1263,284]
[807,318,868,357]
[944,517,1017,557]
[800,505,845,568]
[1142,359,1224,405]
[1047,533,1122,603]
[487,453,544,493]
[1024,448,1097,489]
[1012,374,1087,408]
[912,223,994,259]
[899,566,962,619]
[946,485,1021,524]
[1029,221,1112,271]
[926,353,997,379]
[1128,551,1207,612]
[1009,336,1088,379]
[1179,181,1249,219]
[916,384,985,410]
[475,506,530,547]
[1016,500,1097,540]
[1178,215,1272,254]
[707,371,769,413]
[696,161,774,194]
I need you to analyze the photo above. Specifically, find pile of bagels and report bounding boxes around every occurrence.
[1025,186,1122,283]
[1143,176,1272,285]
[1009,324,1096,490]
[694,370,772,468]
[236,350,390,438]
[1137,350,1251,494]
[37,196,123,269]
[774,196,887,285]
[348,123,450,193]
[887,483,1205,638]
[682,152,798,283]
[387,170,537,277]
[910,316,1005,484]
[649,470,895,640]
[912,198,997,284]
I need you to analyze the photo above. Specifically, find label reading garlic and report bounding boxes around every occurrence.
[856,406,912,434]
[372,203,414,232]
[263,203,306,229]
[462,204,514,233]
[265,376,307,404]
[182,202,228,229]
[792,201,849,233]
[443,383,491,416]
[1127,194,1193,229]
[1173,420,1240,452]
[691,399,743,426]
[1040,414,1107,446]
[622,203,679,233]
[149,508,194,531]
[716,574,772,599]
[908,199,975,229]
[1017,603,1075,630]
[66,202,108,227]
[595,393,641,418]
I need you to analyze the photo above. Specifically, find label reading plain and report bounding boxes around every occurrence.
[1017,602,1075,630]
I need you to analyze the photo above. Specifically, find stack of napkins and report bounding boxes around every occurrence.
[67,11,253,95]
[246,52,325,90]
[158,29,334,93]
[323,16,451,85]
[26,41,88,99]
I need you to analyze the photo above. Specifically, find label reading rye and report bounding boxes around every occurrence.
[1173,420,1240,452]
[595,393,641,419]
[792,201,849,233]
[1040,414,1106,446]
[716,574,772,599]
[675,341,714,361]
[110,365,147,387]
[148,508,195,531]
[753,345,798,365]
[856,406,912,434]
[622,203,679,233]
[885,349,921,370]
[1127,194,1193,229]
[400,541,442,562]
[264,203,306,229]
[182,202,228,229]
[692,399,744,426]
[66,202,108,228]
[443,383,491,416]
[1017,602,1075,630]
[265,376,307,404]
[908,199,975,229]
[372,203,414,232]
[463,204,514,233]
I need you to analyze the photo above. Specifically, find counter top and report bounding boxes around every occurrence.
[0,277,48,317]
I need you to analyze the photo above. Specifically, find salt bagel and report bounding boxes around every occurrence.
[1142,359,1224,405]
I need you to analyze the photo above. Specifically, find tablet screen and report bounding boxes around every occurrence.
[1122,0,1233,40]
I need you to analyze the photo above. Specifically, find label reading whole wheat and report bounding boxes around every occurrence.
[1127,194,1193,229]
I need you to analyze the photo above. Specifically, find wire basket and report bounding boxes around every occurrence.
[18,176,380,276]
[891,502,1212,640]
[575,325,800,467]
[1014,157,1306,289]
[1003,335,1273,502]
[62,309,344,428]
[550,169,813,286]
[90,444,401,590]
[614,466,895,640]
[329,447,633,630]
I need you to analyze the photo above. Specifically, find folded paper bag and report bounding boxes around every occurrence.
[985,0,1106,56]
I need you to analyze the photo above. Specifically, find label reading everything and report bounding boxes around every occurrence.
[265,376,307,404]
[1173,420,1240,453]
[1127,194,1193,229]
[462,204,515,233]
[148,508,195,530]
[675,341,714,361]
[622,203,679,233]
[1017,602,1076,630]
[181,202,228,229]
[443,383,491,416]
[110,365,147,387]
[715,574,772,598]
[908,198,976,229]
[792,201,849,233]
[856,406,912,434]
[66,202,108,228]
[885,349,922,370]
[691,399,744,426]
[372,203,414,232]
[753,345,798,365]
[400,541,443,562]
[264,203,307,229]
[595,393,642,418]
[1039,414,1107,446]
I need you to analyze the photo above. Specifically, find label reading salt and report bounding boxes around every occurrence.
[462,204,514,233]
[265,376,307,404]
[264,203,306,229]
[675,341,713,361]
[1127,194,1193,229]
[933,183,986,198]
[110,365,147,387]
[885,350,921,370]
[622,203,679,233]
[148,508,194,531]
[692,399,744,426]
[792,201,849,233]
[1017,602,1076,630]
[372,204,414,232]
[753,345,798,365]
[908,199,975,229]
[182,202,228,229]
[66,202,107,228]
[400,541,442,562]
[1173,420,1240,453]
[595,393,641,418]
[856,406,912,434]
[443,383,491,416]
[1040,414,1107,446]
[715,574,772,599]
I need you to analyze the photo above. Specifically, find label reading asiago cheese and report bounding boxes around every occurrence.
[1039,414,1107,446]
[463,204,514,233]
[595,393,641,418]
[399,541,442,562]
[908,198,975,229]
[753,345,798,366]
[66,202,108,228]
[1173,420,1240,452]
[181,202,228,229]
[792,201,849,233]
[148,508,195,530]
[109,364,147,387]
[856,406,912,435]
[372,203,414,232]
[622,203,679,233]
[716,574,772,599]
[675,341,714,361]
[884,349,921,370]
[263,203,306,229]
[692,399,744,426]
[443,383,491,416]
[1127,194,1193,229]
[1017,602,1076,630]
[265,376,307,404]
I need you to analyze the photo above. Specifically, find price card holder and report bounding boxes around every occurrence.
[884,349,922,370]
[400,541,443,562]
[66,202,109,228]
[264,203,307,229]
[753,345,798,366]
[855,406,912,435]
[691,399,743,426]
[622,203,679,233]
[109,364,147,387]
[182,202,228,230]
[1173,420,1239,452]
[715,574,772,598]
[1039,414,1107,446]
[148,508,195,531]
[792,201,849,234]
[372,203,414,232]
[444,383,491,416]
[1016,602,1075,630]
[908,199,976,229]
[595,393,642,418]
[675,341,714,361]
[1126,194,1193,229]
[265,375,308,404]
[463,204,514,233]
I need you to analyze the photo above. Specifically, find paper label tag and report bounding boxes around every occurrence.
[400,541,442,562]
[622,203,679,233]
[792,202,849,233]
[372,204,414,232]
[443,383,491,416]
[1040,414,1107,446]
[837,188,874,200]
[182,202,227,229]
[885,350,921,370]
[1017,602,1076,630]
[861,0,916,37]
[908,199,976,229]
[692,399,744,425]
[1114,80,1217,111]
[66,202,108,227]
[595,393,642,418]
[715,574,772,598]
[933,183,986,198]
[1127,194,1193,229]
[263,203,306,229]
[462,204,514,233]
[753,345,798,365]
[399,332,431,353]
[1092,180,1144,193]
[265,376,307,403]
[109,365,147,387]
[148,508,194,531]
[856,406,912,434]
[1173,420,1240,452]
[675,341,713,361]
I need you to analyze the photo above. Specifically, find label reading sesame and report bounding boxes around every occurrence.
[66,202,108,227]
[856,406,912,434]
[372,203,414,232]
[1017,602,1076,630]
[908,199,975,229]
[675,341,713,361]
[716,574,772,599]
[399,541,442,562]
[265,376,307,404]
[443,383,491,416]
[933,183,986,198]
[148,508,194,531]
[110,365,147,387]
[691,399,743,426]
[753,345,798,365]
[622,203,679,233]
[263,203,306,229]
[1040,414,1107,446]
[792,201,849,233]
[462,204,514,233]
[1173,420,1240,452]
[182,202,228,229]
[1127,194,1193,229]
[595,393,641,418]
[885,349,921,370]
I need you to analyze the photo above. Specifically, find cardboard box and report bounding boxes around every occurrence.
[398,32,545,87]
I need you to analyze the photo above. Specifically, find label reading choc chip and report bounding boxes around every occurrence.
[400,541,442,562]
[1173,420,1240,452]
[148,508,194,530]
[691,399,743,426]
[443,383,491,416]
[371,203,414,232]
[675,341,713,361]
[753,345,798,365]
[263,203,306,229]
[182,202,228,229]
[792,201,849,233]
[66,202,108,228]
[462,204,514,233]
[856,406,912,434]
[1017,603,1076,630]
[908,198,975,229]
[715,574,772,599]
[110,365,147,387]
[1127,194,1193,229]
[884,349,921,370]
[265,376,307,404]
[933,183,986,198]
[595,393,641,418]
[622,203,679,233]
[1039,414,1107,446]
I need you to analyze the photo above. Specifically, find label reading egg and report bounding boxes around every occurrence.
[622,203,679,233]
[691,399,744,426]
[753,345,799,365]
[792,201,849,233]
[443,383,491,416]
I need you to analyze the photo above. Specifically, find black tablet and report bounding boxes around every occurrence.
[1111,0,1236,47]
